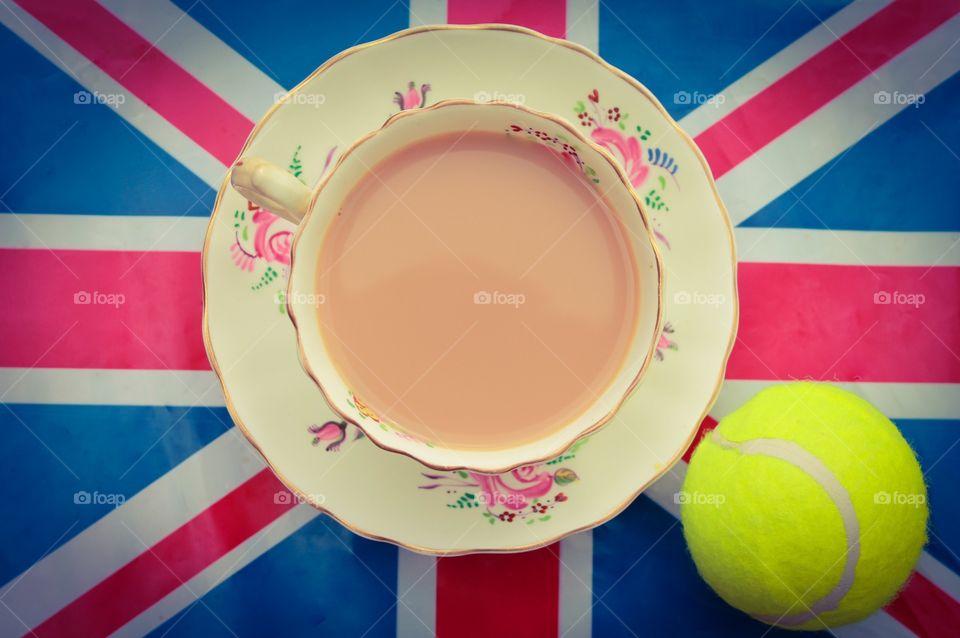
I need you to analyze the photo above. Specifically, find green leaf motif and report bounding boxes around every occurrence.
[554,468,579,485]
[574,101,586,114]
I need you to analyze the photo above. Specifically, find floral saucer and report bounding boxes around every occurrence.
[202,25,737,554]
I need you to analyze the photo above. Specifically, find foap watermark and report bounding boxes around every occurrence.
[674,490,725,507]
[874,290,925,308]
[74,490,126,508]
[474,290,526,308]
[74,290,125,308]
[873,90,925,108]
[276,289,325,307]
[274,91,326,107]
[473,90,526,105]
[673,290,725,307]
[476,491,526,508]
[673,90,725,107]
[73,90,125,108]
[274,490,325,506]
[874,490,926,508]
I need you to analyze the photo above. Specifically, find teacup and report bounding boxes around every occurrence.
[230,99,663,473]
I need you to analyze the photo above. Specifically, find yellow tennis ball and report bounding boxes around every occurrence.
[680,382,928,630]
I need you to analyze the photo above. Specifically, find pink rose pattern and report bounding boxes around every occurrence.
[230,145,337,299]
[419,440,585,524]
[574,89,678,249]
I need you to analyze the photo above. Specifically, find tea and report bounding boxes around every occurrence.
[315,131,639,449]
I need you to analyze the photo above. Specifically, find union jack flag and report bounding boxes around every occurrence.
[0,0,958,636]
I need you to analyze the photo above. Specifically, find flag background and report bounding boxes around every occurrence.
[1,0,958,636]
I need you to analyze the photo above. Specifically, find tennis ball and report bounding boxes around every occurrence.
[680,382,928,630]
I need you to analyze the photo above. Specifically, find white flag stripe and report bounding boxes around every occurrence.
[719,12,960,226]
[647,461,919,637]
[3,371,957,420]
[6,214,959,269]
[95,0,284,121]
[408,0,447,27]
[111,505,319,638]
[0,368,225,407]
[0,429,264,634]
[916,552,960,602]
[397,550,438,638]
[834,614,919,638]
[0,1,226,189]
[735,228,960,267]
[678,0,893,137]
[567,0,600,53]
[715,381,960,422]
[0,214,209,252]
[559,531,594,638]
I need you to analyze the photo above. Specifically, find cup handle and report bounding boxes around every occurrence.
[230,157,311,225]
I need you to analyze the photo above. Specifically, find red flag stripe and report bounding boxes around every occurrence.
[0,249,206,370]
[447,0,567,39]
[887,572,960,638]
[4,250,958,383]
[728,262,960,383]
[693,0,960,179]
[15,0,254,166]
[30,469,293,638]
[436,545,561,638]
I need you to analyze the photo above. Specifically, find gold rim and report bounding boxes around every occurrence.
[202,23,738,555]
[284,97,665,475]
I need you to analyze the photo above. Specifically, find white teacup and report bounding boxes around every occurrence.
[231,99,663,473]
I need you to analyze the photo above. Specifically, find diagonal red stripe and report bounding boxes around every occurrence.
[694,0,960,179]
[29,469,293,638]
[886,571,960,638]
[16,0,254,165]
[436,545,560,638]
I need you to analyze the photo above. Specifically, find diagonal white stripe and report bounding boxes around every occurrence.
[111,505,319,638]
[718,12,960,226]
[95,0,285,121]
[678,0,893,137]
[0,429,264,634]
[0,0,226,188]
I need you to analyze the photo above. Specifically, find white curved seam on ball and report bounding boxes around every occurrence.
[710,430,860,626]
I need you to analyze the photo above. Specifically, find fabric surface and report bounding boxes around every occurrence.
[0,0,958,636]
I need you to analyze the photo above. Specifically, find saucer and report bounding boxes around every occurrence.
[202,24,737,554]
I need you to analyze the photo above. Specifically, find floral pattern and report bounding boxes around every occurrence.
[655,322,678,361]
[505,124,600,184]
[574,89,678,247]
[419,439,586,524]
[230,145,337,308]
[394,81,431,110]
[308,420,364,452]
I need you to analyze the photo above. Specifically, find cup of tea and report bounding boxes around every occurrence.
[230,99,663,474]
